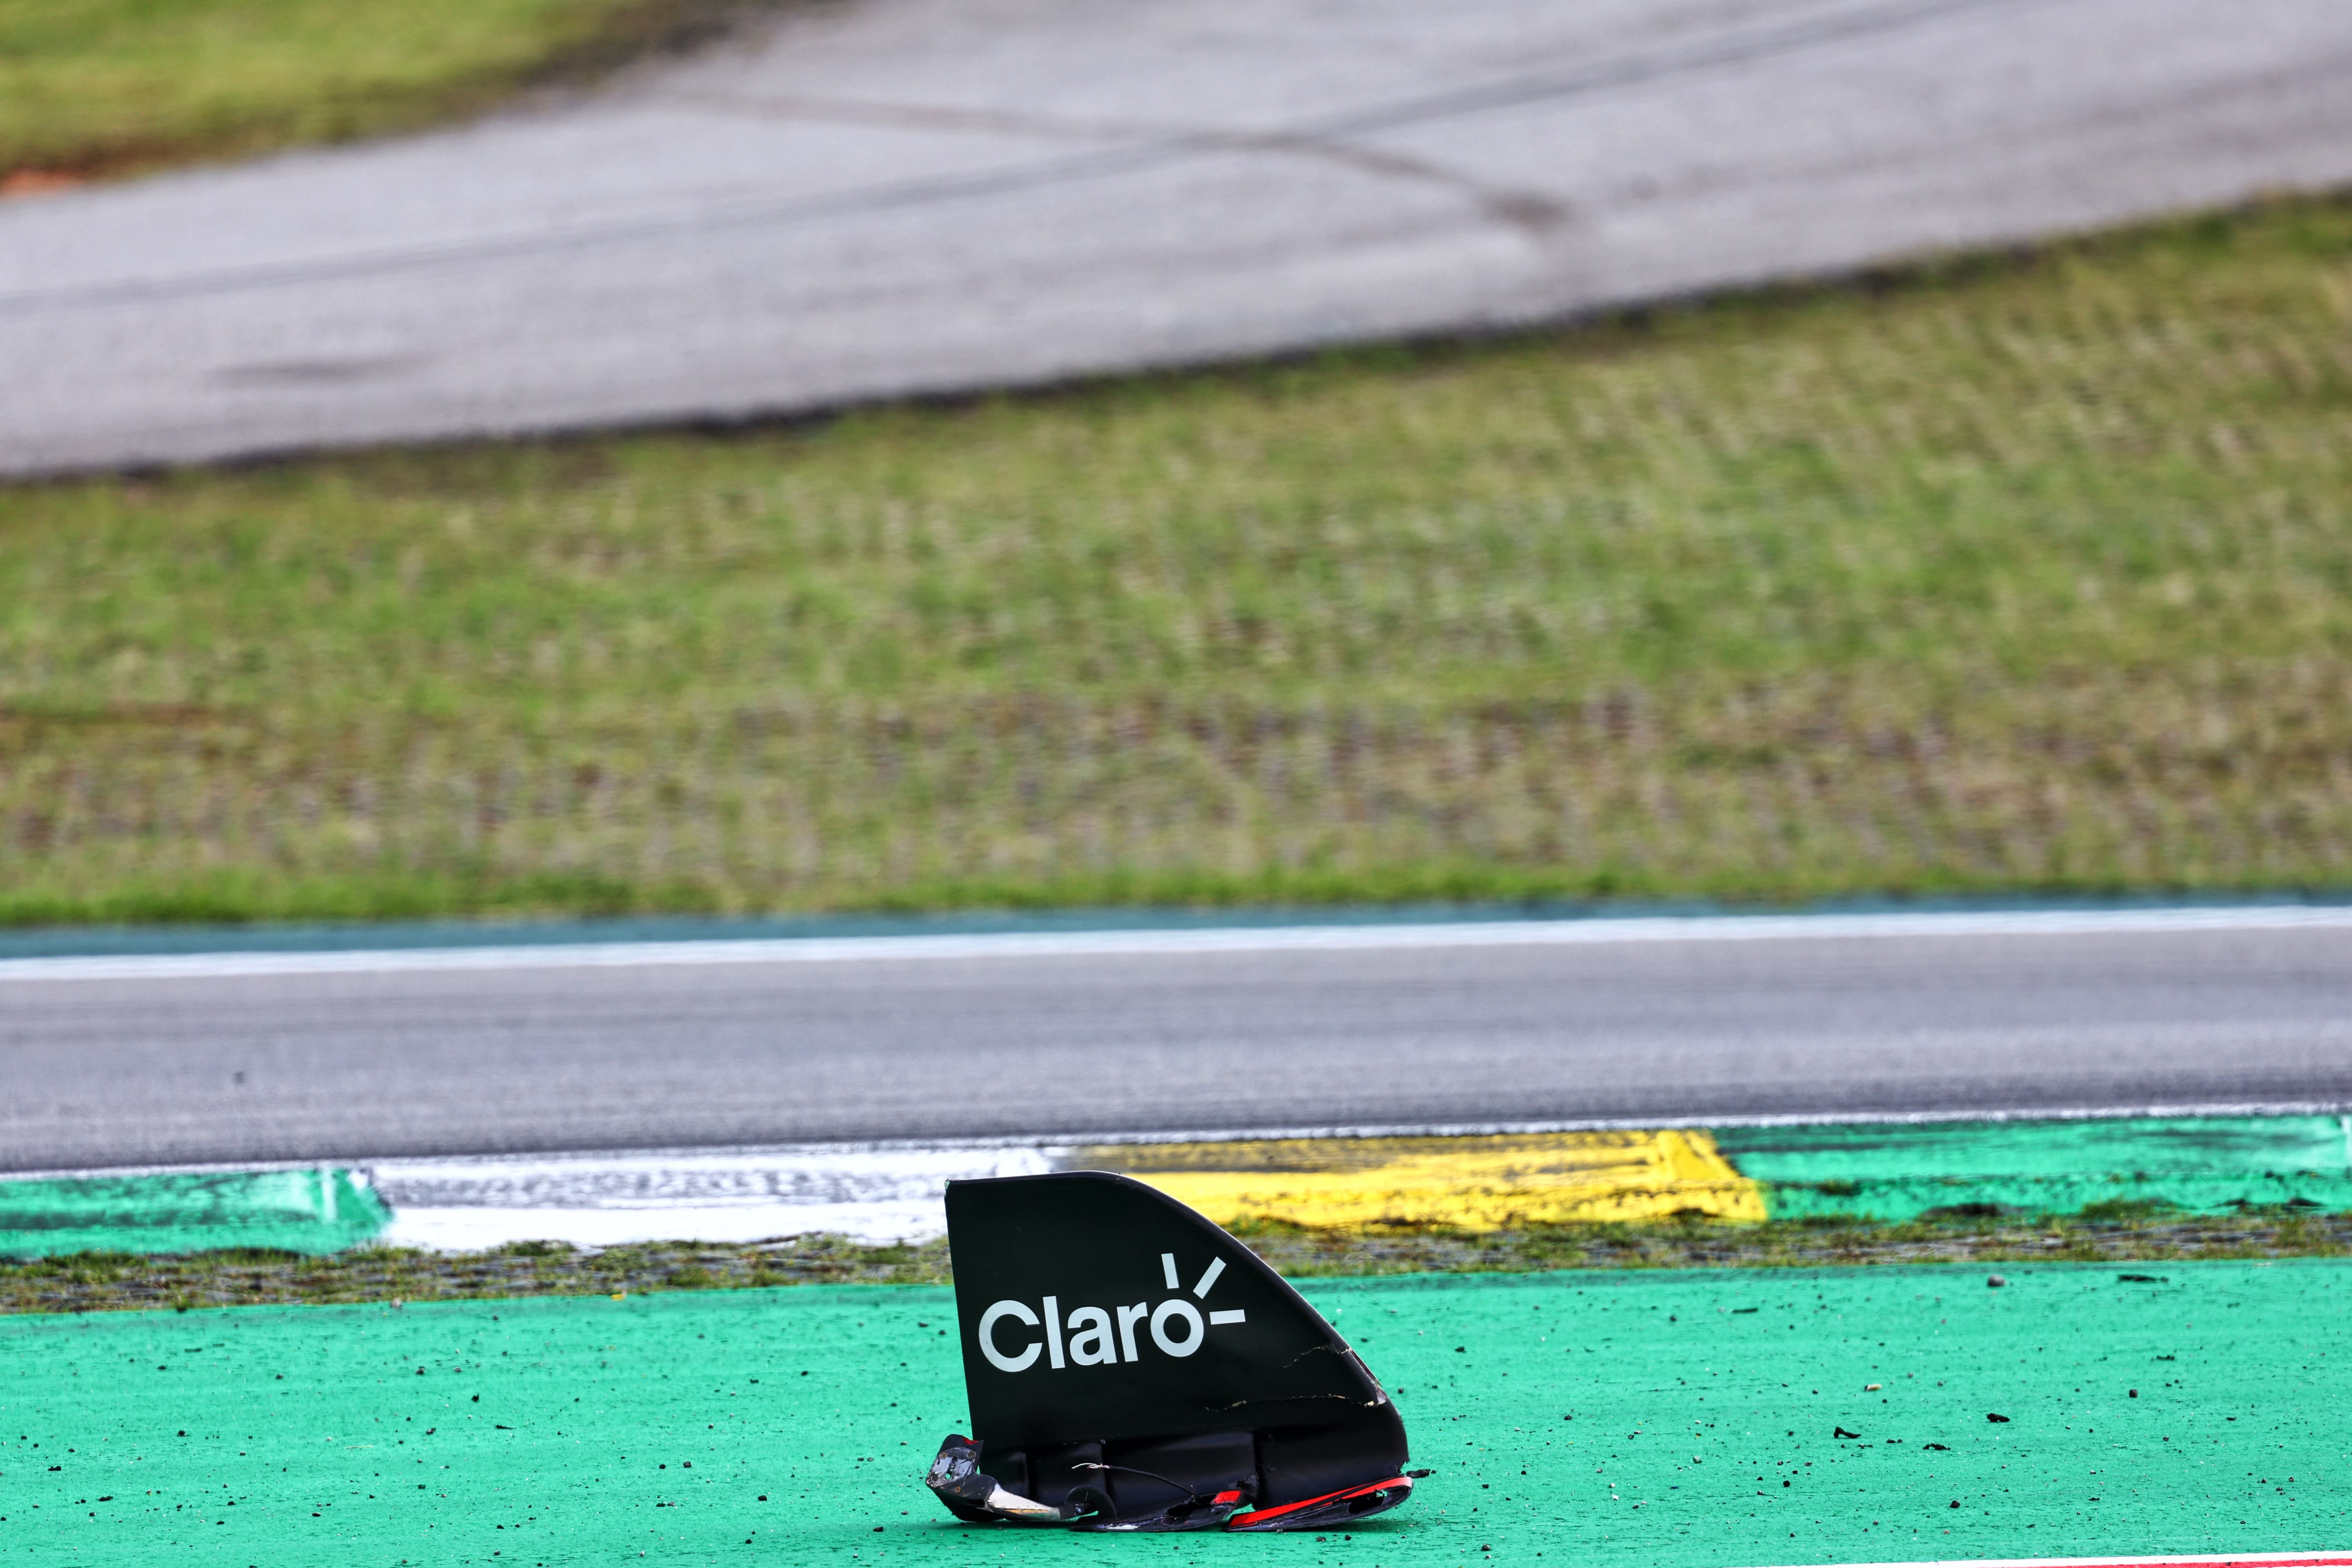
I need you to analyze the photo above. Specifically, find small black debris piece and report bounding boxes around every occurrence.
[1986,1413,2011,1424]
[2117,1274,2166,1284]
[1834,1428,1861,1440]
[1986,1276,2007,1289]
[1924,1444,1951,1452]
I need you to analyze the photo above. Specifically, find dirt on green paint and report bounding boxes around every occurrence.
[3,1261,2345,1566]
[6,1210,2349,1318]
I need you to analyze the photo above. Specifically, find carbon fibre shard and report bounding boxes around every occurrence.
[924,1436,1067,1522]
[922,1171,1419,1532]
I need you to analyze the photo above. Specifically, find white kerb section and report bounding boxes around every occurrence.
[370,1143,1050,1251]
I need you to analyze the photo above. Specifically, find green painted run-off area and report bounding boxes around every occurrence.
[4,1261,2345,1565]
[0,1171,387,1260]
[1727,1115,2352,1224]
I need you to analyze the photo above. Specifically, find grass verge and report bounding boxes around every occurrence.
[7,1211,2347,1315]
[0,0,775,186]
[4,195,2352,923]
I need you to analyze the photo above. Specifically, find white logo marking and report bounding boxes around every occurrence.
[1065,1305,1116,1366]
[976,1252,1249,1373]
[978,1299,1042,1372]
[1117,1302,1151,1361]
[1151,1298,1205,1357]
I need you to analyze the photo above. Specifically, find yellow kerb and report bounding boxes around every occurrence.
[1079,1131,1766,1231]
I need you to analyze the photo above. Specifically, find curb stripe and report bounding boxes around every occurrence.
[8,1116,2349,1255]
[1093,1131,1767,1229]
[4,905,2351,982]
[5,1103,2349,1184]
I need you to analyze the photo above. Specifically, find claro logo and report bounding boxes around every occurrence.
[978,1253,1248,1373]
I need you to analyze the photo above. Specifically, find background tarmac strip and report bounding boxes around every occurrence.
[5,1117,2346,1257]
[11,0,2352,471]
[6,1261,2343,1564]
[7,905,2352,983]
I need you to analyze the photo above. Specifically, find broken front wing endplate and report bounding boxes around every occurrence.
[916,1171,1427,1534]
[926,1433,1421,1532]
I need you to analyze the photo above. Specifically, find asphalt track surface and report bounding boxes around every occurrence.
[5,0,2352,473]
[5,913,2350,1172]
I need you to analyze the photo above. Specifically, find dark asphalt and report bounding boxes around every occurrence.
[4,924,2347,1169]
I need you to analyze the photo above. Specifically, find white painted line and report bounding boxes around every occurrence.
[3,906,2351,982]
[367,1144,1055,1250]
[378,1201,953,1250]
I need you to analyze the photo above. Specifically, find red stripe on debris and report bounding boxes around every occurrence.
[1226,1475,1412,1528]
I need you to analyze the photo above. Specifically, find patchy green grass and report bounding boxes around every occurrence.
[0,0,769,184]
[7,1211,2347,1315]
[4,195,2352,924]
[1234,1209,2352,1279]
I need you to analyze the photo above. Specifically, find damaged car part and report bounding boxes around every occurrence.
[923,1171,1421,1532]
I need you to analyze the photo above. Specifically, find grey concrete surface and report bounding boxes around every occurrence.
[4,924,2348,1169]
[4,0,2351,473]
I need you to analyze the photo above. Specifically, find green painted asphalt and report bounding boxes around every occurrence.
[1724,1117,2352,1223]
[0,1171,387,1260]
[5,1261,2346,1567]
